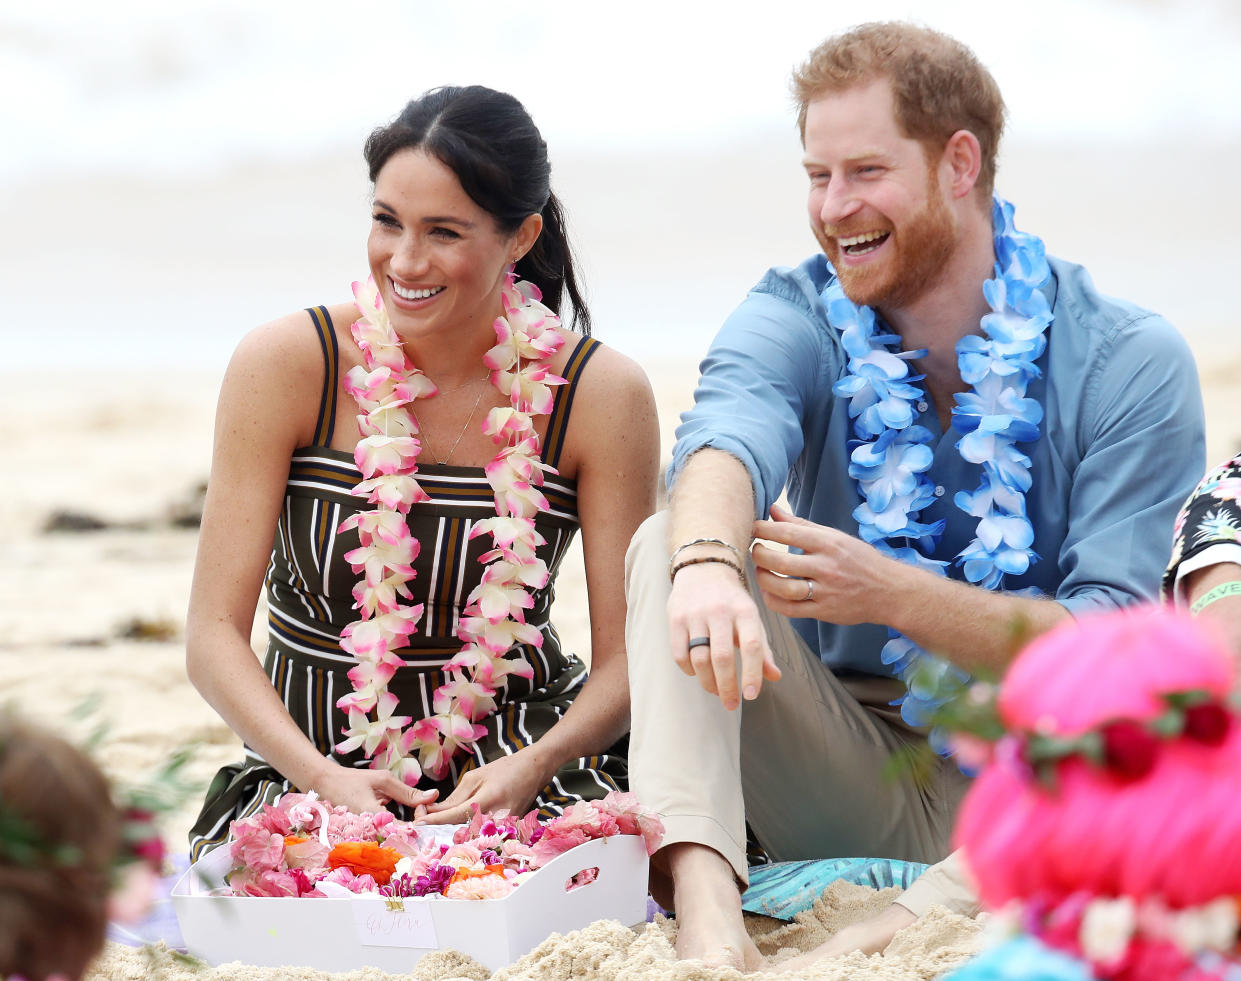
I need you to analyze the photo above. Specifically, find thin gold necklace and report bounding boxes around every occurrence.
[417,376,490,465]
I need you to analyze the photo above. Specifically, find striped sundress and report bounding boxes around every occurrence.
[189,307,627,859]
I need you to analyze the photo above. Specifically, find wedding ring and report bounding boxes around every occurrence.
[687,636,711,650]
[803,579,814,602]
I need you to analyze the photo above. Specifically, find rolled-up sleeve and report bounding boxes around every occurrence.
[1055,312,1205,615]
[668,287,829,518]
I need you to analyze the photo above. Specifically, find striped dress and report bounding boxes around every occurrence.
[189,307,627,859]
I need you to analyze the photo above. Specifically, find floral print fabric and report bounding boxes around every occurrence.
[1164,453,1241,597]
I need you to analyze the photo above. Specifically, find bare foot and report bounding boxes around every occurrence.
[666,843,766,971]
[776,902,916,972]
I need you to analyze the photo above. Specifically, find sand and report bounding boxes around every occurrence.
[82,884,985,981]
[3,340,1237,981]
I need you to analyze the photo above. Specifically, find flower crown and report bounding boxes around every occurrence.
[937,679,1238,788]
[0,741,191,878]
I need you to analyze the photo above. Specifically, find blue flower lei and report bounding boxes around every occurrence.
[826,197,1052,748]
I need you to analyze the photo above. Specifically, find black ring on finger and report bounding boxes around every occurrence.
[687,636,711,650]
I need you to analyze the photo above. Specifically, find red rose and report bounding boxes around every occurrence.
[1101,720,1159,779]
[1183,702,1231,745]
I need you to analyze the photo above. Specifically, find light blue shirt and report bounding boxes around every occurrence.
[670,253,1206,678]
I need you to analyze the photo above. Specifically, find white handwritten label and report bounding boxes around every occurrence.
[349,896,439,949]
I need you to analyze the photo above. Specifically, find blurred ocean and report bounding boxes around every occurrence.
[2,0,1239,373]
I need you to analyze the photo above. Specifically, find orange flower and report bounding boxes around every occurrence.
[283,834,309,847]
[327,841,401,885]
[448,863,507,885]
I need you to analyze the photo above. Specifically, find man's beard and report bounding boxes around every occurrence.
[817,170,958,312]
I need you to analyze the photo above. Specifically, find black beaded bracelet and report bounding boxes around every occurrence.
[669,554,748,588]
[668,537,744,568]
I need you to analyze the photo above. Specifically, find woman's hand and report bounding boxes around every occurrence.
[417,748,553,825]
[313,760,439,816]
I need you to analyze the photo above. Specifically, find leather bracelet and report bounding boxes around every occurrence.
[669,537,744,569]
[1190,580,1241,615]
[670,554,748,588]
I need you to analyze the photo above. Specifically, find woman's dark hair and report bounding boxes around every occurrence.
[364,85,591,335]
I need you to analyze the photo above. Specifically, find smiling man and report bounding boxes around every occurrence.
[623,22,1206,969]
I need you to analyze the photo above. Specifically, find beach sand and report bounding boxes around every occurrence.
[2,345,1237,980]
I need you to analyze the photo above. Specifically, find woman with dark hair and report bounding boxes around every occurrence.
[186,86,658,858]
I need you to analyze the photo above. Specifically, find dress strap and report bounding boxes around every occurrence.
[542,336,601,468]
[306,306,339,447]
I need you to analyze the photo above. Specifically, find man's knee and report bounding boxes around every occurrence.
[625,510,672,673]
[625,510,671,580]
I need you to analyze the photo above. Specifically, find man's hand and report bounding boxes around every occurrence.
[752,505,895,625]
[668,561,781,710]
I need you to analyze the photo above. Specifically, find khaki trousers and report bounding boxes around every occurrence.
[624,511,971,887]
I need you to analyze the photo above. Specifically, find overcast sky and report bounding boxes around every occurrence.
[3,0,1239,182]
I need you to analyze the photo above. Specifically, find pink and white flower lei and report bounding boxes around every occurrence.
[333,270,567,786]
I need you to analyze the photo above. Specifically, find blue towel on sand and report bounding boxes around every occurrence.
[740,857,928,921]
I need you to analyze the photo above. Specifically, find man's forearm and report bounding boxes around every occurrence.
[668,449,757,563]
[885,560,1070,674]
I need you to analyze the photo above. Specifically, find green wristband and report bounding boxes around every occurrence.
[1189,580,1241,615]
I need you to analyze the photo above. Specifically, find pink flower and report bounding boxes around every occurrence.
[108,862,160,923]
[320,866,379,894]
[228,867,310,898]
[340,607,422,661]
[494,363,566,415]
[483,448,553,517]
[354,435,421,478]
[566,867,598,891]
[445,873,519,900]
[530,826,591,865]
[343,364,399,403]
[500,839,538,869]
[372,741,423,786]
[432,677,498,722]
[335,692,413,759]
[381,825,424,858]
[408,710,487,780]
[467,566,538,622]
[343,537,417,586]
[442,842,485,867]
[352,575,417,618]
[481,407,535,442]
[339,509,416,548]
[228,823,285,872]
[352,472,431,512]
[594,791,666,856]
[345,657,398,699]
[283,836,331,873]
[469,515,542,549]
[454,616,543,656]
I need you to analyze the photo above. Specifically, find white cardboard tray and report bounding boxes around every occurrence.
[171,833,649,972]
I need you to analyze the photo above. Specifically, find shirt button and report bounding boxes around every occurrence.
[917,400,930,413]
[934,485,945,497]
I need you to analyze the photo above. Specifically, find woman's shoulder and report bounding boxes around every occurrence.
[559,333,654,405]
[553,334,658,472]
[218,305,353,446]
[228,303,354,375]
